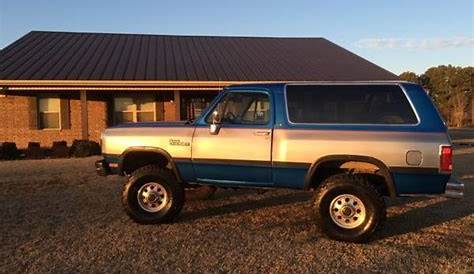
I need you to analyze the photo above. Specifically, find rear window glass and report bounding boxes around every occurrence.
[286,85,418,124]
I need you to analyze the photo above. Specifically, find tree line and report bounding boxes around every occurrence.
[399,65,473,127]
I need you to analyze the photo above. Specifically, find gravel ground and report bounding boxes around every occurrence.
[0,150,473,273]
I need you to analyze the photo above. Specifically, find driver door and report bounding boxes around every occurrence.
[191,91,273,186]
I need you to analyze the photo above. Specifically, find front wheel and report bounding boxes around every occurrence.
[312,174,386,243]
[122,165,185,224]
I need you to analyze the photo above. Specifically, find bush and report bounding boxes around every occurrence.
[70,140,101,157]
[51,141,69,158]
[1,142,19,160]
[25,142,44,159]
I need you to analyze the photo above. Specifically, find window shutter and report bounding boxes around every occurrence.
[60,98,70,129]
[27,96,38,130]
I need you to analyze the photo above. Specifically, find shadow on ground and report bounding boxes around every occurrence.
[180,191,311,223]
[180,182,473,242]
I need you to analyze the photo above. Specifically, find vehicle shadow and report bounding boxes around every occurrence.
[179,180,472,241]
[210,188,261,200]
[379,193,473,240]
[179,191,311,223]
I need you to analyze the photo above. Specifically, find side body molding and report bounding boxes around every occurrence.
[303,155,396,198]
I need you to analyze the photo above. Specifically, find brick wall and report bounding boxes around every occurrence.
[162,91,178,121]
[86,98,107,142]
[0,93,106,148]
[0,90,204,149]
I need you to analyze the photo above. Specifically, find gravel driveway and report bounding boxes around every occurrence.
[1,149,473,273]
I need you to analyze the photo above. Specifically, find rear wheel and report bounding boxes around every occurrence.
[312,174,386,243]
[122,165,184,224]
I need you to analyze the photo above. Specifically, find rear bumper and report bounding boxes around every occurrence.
[95,160,110,176]
[444,177,464,199]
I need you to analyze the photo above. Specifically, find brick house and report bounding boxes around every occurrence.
[0,31,398,148]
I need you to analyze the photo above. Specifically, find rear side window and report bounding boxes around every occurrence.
[286,85,418,124]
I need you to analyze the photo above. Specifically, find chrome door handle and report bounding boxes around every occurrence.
[254,130,271,136]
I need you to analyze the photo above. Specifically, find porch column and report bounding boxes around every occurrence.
[173,90,181,121]
[80,90,89,140]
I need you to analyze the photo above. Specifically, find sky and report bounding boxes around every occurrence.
[0,0,472,74]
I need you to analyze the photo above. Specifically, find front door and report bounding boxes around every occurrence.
[191,91,273,186]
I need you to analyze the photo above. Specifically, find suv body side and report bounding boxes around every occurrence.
[100,82,451,196]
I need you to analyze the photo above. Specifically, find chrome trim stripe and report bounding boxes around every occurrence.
[196,178,272,186]
[273,161,311,168]
[174,157,192,163]
[283,83,421,127]
[192,158,271,167]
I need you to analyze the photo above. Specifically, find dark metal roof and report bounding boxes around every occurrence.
[0,31,398,82]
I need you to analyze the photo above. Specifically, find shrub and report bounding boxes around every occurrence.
[25,142,44,159]
[70,140,101,157]
[1,142,19,160]
[51,141,69,158]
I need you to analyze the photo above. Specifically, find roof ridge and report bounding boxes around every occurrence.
[28,30,325,40]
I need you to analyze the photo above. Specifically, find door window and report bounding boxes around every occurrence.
[206,92,270,125]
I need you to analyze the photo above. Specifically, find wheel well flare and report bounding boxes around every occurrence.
[121,150,170,175]
[304,155,396,198]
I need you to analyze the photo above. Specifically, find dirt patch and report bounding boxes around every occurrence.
[0,154,473,273]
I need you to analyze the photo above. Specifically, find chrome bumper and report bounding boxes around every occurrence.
[444,178,464,199]
[95,159,110,176]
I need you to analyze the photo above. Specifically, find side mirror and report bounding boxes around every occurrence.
[209,123,221,135]
[209,110,221,135]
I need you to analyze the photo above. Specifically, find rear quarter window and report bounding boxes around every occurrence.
[285,85,418,124]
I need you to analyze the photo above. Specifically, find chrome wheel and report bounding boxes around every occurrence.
[329,194,366,229]
[137,182,169,213]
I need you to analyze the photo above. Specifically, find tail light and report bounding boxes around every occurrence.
[440,146,452,172]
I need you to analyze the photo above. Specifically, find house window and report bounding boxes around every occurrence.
[114,96,156,124]
[180,92,218,121]
[38,97,61,129]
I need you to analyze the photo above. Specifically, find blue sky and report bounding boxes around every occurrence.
[0,0,472,74]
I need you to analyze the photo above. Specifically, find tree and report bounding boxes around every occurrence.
[400,66,473,127]
[399,71,419,84]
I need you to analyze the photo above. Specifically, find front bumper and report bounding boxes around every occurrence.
[444,177,464,199]
[95,160,110,176]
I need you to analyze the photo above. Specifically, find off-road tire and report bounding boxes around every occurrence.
[312,174,386,243]
[122,165,185,224]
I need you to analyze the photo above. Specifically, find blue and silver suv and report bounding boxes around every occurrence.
[96,81,464,242]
